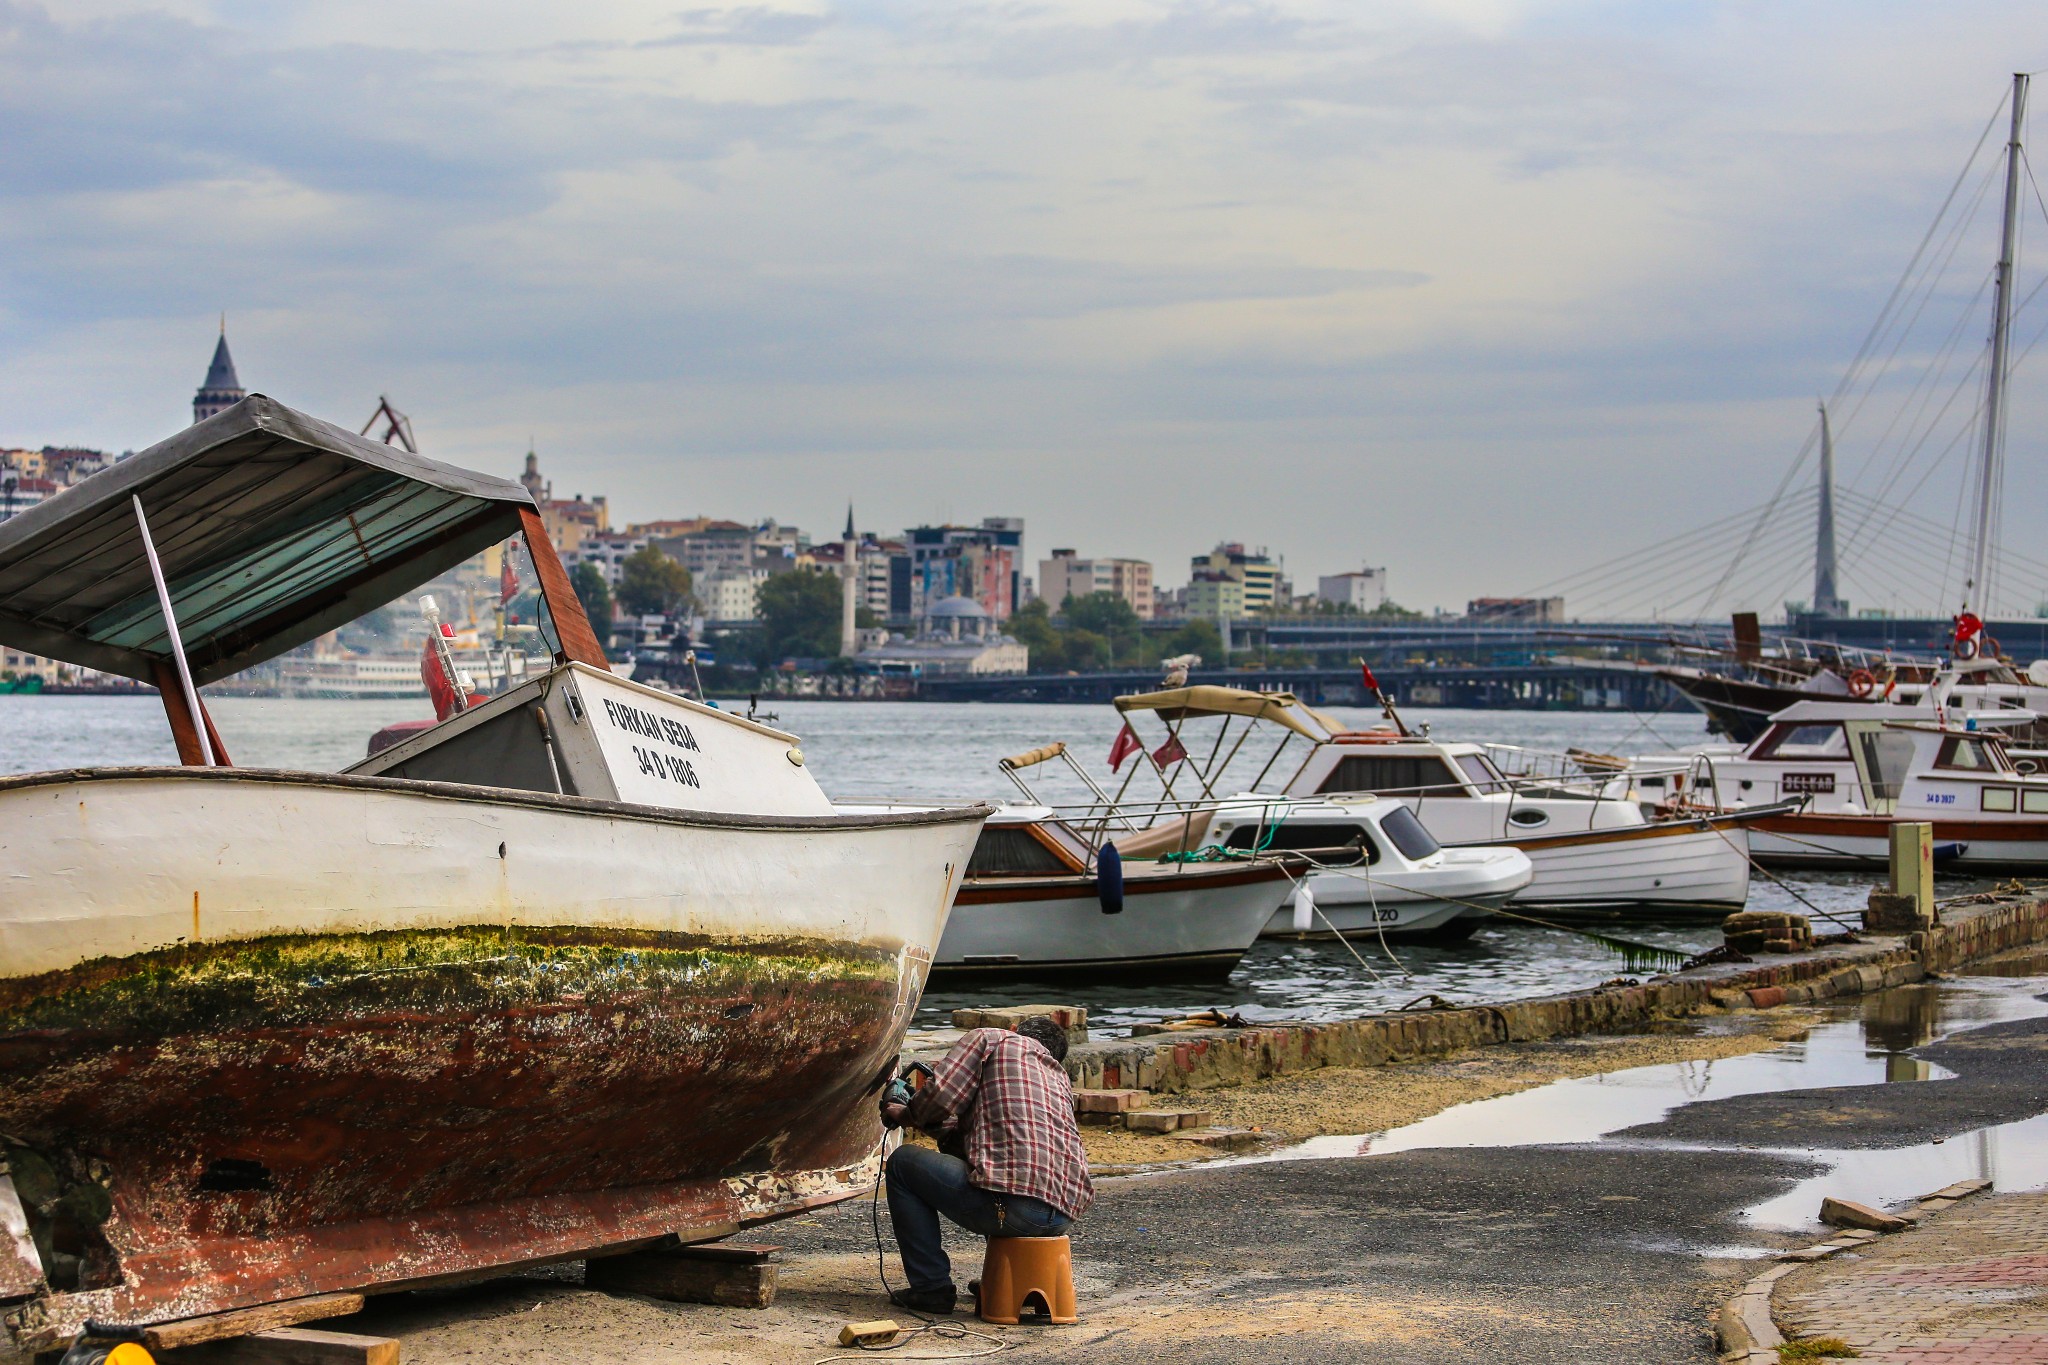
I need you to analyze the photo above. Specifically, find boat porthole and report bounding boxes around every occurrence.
[498,842,507,859]
[1653,878,1663,887]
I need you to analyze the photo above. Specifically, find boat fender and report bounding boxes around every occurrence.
[1096,844,1125,915]
[1292,883,1314,933]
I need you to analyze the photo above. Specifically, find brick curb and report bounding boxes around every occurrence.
[1027,893,2048,1094]
[1713,1179,1994,1363]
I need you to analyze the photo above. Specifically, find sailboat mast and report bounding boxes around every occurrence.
[1814,402,1841,617]
[1965,72,2028,619]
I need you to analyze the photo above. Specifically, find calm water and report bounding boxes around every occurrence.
[0,694,1905,1028]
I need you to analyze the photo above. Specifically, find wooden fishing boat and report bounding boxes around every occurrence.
[0,397,983,1353]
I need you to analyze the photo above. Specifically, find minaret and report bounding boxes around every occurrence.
[519,445,549,501]
[1813,402,1846,617]
[839,504,859,658]
[192,320,246,424]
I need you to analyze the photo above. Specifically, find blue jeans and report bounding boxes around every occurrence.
[885,1144,1072,1291]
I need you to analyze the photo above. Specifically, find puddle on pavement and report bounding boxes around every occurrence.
[1741,1109,2048,1230]
[1232,975,2048,1232]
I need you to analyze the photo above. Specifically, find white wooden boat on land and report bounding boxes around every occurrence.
[1102,686,1790,923]
[0,396,983,1354]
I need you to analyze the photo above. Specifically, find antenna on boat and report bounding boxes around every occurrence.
[1960,71,2027,632]
[1357,658,1411,736]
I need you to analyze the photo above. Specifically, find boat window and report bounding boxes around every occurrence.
[1222,822,1379,864]
[1454,753,1511,795]
[1857,730,1916,802]
[1936,736,2007,773]
[2024,789,2048,814]
[1317,755,1464,797]
[1983,786,2017,812]
[1753,723,1849,760]
[966,827,1073,877]
[1378,805,1442,860]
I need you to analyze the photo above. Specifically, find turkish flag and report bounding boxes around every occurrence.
[1360,661,1381,693]
[1108,724,1143,773]
[1152,734,1188,768]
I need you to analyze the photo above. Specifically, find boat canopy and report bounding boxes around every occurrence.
[1113,685,1347,742]
[0,396,534,686]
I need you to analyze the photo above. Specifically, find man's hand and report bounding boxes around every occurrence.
[879,1078,915,1129]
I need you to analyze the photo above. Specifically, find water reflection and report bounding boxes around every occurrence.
[1235,978,2048,1170]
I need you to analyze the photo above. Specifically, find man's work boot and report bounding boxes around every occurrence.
[890,1284,957,1316]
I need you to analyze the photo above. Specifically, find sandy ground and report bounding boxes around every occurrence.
[317,1003,1834,1364]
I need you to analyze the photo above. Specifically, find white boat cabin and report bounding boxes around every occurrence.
[1712,698,2048,819]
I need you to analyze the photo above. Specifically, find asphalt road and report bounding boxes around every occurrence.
[773,1000,2048,1363]
[353,985,2048,1364]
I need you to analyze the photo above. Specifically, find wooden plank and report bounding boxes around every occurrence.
[143,1293,366,1351]
[168,1327,398,1365]
[668,1242,783,1264]
[516,507,610,670]
[586,1250,778,1308]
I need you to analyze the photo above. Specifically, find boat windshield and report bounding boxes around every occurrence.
[1753,722,1849,760]
[1222,821,1380,864]
[1379,805,1441,860]
[1454,753,1511,795]
[1935,735,2010,773]
[1317,754,1465,798]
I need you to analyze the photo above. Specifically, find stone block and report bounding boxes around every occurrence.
[1746,986,1787,1009]
[1127,1109,1213,1133]
[1166,1127,1272,1152]
[1819,1197,1907,1233]
[950,1005,1087,1043]
[1865,890,1933,934]
[1072,1088,1149,1115]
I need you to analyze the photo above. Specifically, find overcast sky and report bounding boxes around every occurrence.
[2,2,2043,618]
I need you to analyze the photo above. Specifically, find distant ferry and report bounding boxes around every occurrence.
[280,655,426,699]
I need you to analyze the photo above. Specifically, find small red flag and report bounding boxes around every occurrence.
[1152,734,1188,768]
[501,552,519,605]
[1360,661,1381,693]
[1108,724,1143,773]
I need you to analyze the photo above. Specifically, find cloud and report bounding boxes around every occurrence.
[0,0,2042,615]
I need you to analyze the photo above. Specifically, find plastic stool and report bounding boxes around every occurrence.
[976,1235,1077,1325]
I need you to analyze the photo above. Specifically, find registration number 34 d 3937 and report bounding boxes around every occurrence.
[1923,791,1957,805]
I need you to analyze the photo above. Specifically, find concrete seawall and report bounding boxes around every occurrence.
[1042,892,2048,1095]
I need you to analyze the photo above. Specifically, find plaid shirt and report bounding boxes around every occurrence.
[906,1028,1095,1219]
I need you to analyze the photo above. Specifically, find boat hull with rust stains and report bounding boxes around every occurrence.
[0,767,981,1349]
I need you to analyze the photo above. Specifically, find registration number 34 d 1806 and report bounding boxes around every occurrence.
[632,744,702,788]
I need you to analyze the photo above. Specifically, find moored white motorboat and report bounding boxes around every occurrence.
[1104,686,1786,922]
[1688,694,2048,871]
[934,804,1292,978]
[1195,795,1533,941]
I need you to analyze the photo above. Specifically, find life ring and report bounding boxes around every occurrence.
[1954,636,1981,661]
[1984,635,2002,660]
[1847,668,1875,698]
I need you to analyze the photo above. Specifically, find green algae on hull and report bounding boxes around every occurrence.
[0,925,903,1036]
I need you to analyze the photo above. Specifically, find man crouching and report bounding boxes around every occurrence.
[878,1016,1094,1314]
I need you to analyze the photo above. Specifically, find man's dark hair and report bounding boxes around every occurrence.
[1014,1015,1069,1063]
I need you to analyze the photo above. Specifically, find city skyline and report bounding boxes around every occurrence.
[2,4,2043,617]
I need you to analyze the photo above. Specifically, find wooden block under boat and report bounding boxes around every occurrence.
[164,1327,399,1365]
[584,1243,783,1307]
[143,1293,367,1352]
